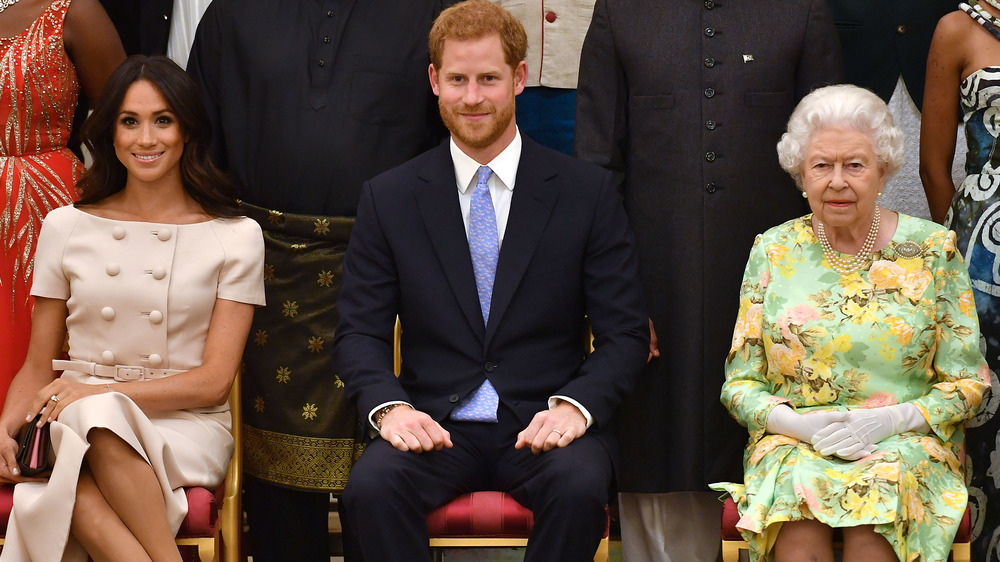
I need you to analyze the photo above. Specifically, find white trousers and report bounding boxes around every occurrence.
[618,491,723,562]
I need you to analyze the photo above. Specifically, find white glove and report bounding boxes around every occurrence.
[812,403,930,461]
[765,404,849,444]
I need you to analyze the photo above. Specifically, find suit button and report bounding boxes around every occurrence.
[449,394,460,403]
[156,228,172,241]
[149,310,164,325]
[323,35,331,44]
[704,87,715,98]
[704,27,715,37]
[327,10,334,16]
[485,362,496,372]
[148,353,163,367]
[106,263,120,276]
[705,151,717,162]
[705,0,715,8]
[152,266,167,280]
[706,119,717,130]
[318,59,325,67]
[112,226,126,240]
[704,57,715,68]
[896,24,906,34]
[102,350,116,364]
[705,183,717,193]
[101,306,116,321]
[545,11,556,23]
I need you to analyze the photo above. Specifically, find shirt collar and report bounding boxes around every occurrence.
[451,128,521,194]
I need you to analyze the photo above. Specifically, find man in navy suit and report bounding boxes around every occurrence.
[332,2,648,560]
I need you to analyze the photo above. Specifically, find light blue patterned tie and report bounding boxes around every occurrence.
[451,165,500,422]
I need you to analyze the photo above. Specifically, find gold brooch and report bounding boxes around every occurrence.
[895,240,923,258]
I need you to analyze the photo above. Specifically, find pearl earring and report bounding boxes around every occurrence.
[878,191,883,198]
[801,191,808,198]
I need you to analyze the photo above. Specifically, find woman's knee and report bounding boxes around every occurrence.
[85,427,140,465]
[773,519,835,562]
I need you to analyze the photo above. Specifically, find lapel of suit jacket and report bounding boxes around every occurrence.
[486,139,558,345]
[415,144,486,339]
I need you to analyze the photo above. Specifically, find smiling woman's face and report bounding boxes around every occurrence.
[801,127,886,231]
[113,80,184,189]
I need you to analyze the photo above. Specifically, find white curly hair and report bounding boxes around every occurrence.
[776,84,904,188]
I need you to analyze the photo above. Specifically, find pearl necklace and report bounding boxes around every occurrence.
[816,207,881,275]
[0,0,21,14]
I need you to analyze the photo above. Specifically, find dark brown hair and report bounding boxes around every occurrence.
[429,0,527,72]
[76,55,239,217]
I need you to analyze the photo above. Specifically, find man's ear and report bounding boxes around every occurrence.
[513,60,528,96]
[429,63,441,96]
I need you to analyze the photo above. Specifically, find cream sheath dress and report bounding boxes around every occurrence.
[1,205,264,561]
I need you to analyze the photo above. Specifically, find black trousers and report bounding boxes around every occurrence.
[243,476,330,562]
[341,403,612,562]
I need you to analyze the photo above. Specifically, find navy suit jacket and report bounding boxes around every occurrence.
[333,137,649,452]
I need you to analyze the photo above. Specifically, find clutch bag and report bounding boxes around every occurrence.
[16,414,52,477]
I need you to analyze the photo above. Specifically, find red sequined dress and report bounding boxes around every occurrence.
[0,0,83,403]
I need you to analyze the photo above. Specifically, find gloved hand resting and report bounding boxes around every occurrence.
[765,404,849,445]
[812,403,930,461]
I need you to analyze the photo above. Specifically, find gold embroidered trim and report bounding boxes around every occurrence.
[243,424,364,492]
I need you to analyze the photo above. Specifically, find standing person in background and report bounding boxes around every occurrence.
[921,2,1000,556]
[187,2,449,560]
[495,0,594,155]
[0,0,124,407]
[575,1,842,559]
[827,0,956,220]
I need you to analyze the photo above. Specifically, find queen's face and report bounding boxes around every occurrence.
[800,127,886,230]
[113,80,184,188]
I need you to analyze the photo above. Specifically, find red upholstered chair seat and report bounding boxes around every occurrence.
[426,491,534,538]
[0,483,221,539]
[177,486,224,538]
[425,491,610,539]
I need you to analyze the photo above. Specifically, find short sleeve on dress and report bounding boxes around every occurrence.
[30,205,79,300]
[211,217,265,306]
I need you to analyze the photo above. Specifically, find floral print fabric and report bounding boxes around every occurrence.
[712,214,990,561]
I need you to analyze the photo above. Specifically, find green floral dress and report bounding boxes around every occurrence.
[711,214,990,562]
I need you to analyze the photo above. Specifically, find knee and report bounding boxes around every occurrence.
[342,448,413,509]
[72,473,110,534]
[538,456,610,511]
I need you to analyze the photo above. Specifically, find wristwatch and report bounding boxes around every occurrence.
[374,403,411,430]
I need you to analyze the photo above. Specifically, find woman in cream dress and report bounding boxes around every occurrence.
[0,56,263,561]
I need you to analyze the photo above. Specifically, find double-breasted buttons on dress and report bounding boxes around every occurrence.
[148,354,163,367]
[148,310,164,325]
[449,394,461,403]
[706,120,717,130]
[545,11,557,23]
[705,183,718,193]
[112,226,126,240]
[704,57,716,68]
[704,27,715,37]
[705,151,717,162]
[101,307,116,321]
[704,87,715,98]
[102,350,116,364]
[106,263,120,276]
[156,228,173,242]
[151,266,167,280]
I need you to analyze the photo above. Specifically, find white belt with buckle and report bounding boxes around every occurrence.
[53,360,184,381]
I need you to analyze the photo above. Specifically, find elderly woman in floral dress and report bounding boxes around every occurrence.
[712,84,990,562]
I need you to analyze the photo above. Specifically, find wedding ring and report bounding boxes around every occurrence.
[49,395,60,403]
[550,429,563,436]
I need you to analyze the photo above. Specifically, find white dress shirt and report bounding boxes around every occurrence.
[368,128,593,429]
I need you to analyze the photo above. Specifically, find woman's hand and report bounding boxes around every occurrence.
[765,404,849,444]
[0,426,50,484]
[812,403,930,460]
[26,379,105,427]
